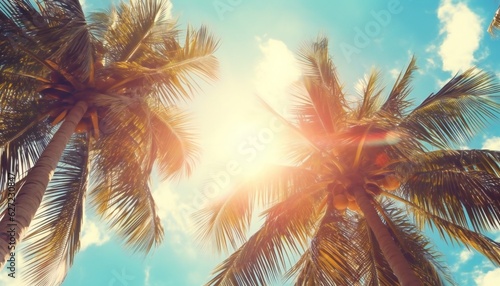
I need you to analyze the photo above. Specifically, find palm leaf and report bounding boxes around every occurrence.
[379,56,417,117]
[90,107,163,253]
[287,207,361,285]
[205,186,324,286]
[295,36,346,133]
[91,0,173,63]
[488,6,500,36]
[387,193,500,265]
[150,106,199,179]
[355,69,384,120]
[106,25,219,105]
[400,69,500,148]
[400,166,500,232]
[0,114,53,191]
[36,0,95,81]
[194,165,317,253]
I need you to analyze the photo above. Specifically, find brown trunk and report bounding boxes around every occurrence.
[353,187,421,286]
[0,101,88,269]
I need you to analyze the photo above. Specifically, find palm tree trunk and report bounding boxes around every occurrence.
[353,187,421,286]
[0,100,88,269]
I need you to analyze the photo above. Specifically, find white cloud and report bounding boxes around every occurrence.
[254,37,300,110]
[451,248,475,272]
[80,212,110,251]
[475,268,500,286]
[389,68,400,79]
[437,0,483,74]
[459,249,474,263]
[482,137,500,150]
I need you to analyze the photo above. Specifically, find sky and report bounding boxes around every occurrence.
[3,0,500,285]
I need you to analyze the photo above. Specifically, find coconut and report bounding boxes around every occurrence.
[75,121,91,133]
[332,194,348,210]
[348,200,361,212]
[374,152,390,167]
[381,174,400,191]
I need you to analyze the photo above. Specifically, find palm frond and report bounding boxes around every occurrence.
[150,106,199,179]
[194,165,317,253]
[355,69,384,120]
[400,167,500,232]
[295,36,347,133]
[22,134,89,286]
[400,68,500,148]
[388,193,500,265]
[90,107,163,253]
[205,187,324,286]
[105,25,219,105]
[286,207,361,285]
[92,0,174,63]
[488,6,500,36]
[0,0,90,86]
[360,221,400,286]
[0,114,53,191]
[399,149,500,177]
[36,0,95,81]
[379,56,417,117]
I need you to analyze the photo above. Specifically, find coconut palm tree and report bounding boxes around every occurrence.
[0,0,218,284]
[195,37,500,286]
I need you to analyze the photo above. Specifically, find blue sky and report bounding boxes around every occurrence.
[3,0,500,285]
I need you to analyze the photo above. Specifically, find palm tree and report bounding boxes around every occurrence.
[195,37,500,286]
[0,0,218,284]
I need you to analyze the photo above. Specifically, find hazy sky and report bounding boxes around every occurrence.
[3,0,500,285]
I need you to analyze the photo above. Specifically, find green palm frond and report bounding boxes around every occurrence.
[355,69,384,120]
[150,106,199,179]
[399,149,500,177]
[107,25,218,105]
[0,0,89,87]
[205,187,324,286]
[91,0,173,63]
[389,194,500,265]
[0,68,50,110]
[161,24,219,97]
[90,108,163,253]
[36,0,95,81]
[400,68,500,148]
[0,114,53,190]
[194,165,317,253]
[295,36,347,133]
[287,208,361,285]
[379,56,417,117]
[401,167,500,232]
[22,134,89,286]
